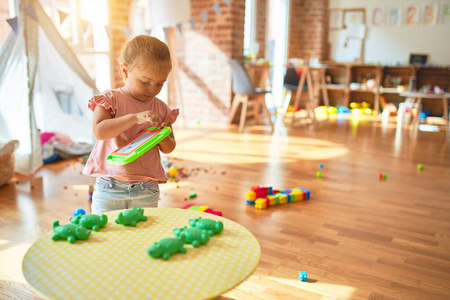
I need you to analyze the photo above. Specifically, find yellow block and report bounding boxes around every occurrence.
[255,198,268,209]
[198,206,209,212]
[246,191,256,200]
[279,194,287,204]
[267,195,276,206]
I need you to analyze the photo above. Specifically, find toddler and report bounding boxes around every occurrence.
[83,35,179,214]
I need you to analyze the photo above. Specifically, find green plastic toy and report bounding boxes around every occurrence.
[147,237,187,260]
[70,214,108,231]
[188,217,224,236]
[173,226,210,248]
[52,221,91,243]
[115,207,148,227]
[106,126,172,165]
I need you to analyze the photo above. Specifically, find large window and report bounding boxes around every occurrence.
[244,0,257,58]
[40,0,110,91]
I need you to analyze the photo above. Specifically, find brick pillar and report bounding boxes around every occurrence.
[172,0,246,123]
[107,0,130,88]
[255,0,267,58]
[0,1,10,45]
[288,0,328,60]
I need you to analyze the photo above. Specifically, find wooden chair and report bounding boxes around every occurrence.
[228,59,274,133]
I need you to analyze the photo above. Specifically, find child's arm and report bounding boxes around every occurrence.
[93,106,161,140]
[158,130,176,154]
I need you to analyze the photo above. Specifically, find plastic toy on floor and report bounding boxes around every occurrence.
[115,207,147,227]
[173,226,210,248]
[188,217,224,236]
[245,185,311,209]
[70,214,108,231]
[52,221,91,243]
[181,204,222,216]
[147,237,187,260]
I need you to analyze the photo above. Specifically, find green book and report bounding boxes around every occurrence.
[106,126,172,165]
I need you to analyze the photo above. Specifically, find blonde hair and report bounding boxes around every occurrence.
[119,35,172,81]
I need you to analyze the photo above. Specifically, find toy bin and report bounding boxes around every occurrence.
[0,140,19,187]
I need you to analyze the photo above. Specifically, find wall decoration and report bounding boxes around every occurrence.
[406,5,420,25]
[372,7,385,26]
[441,5,450,24]
[329,9,343,30]
[424,4,439,25]
[389,7,401,26]
[343,8,365,29]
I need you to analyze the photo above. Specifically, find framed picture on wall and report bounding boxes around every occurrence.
[343,8,366,28]
[329,9,344,30]
[409,53,428,65]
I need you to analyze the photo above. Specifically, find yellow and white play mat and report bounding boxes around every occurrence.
[23,207,260,300]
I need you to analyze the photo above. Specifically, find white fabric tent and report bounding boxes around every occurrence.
[0,0,99,175]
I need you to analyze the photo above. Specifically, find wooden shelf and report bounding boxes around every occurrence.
[324,63,449,115]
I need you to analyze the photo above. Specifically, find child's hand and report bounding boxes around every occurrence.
[136,111,162,127]
[160,108,180,128]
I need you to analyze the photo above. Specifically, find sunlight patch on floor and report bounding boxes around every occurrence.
[173,131,348,164]
[0,242,32,283]
[265,275,356,299]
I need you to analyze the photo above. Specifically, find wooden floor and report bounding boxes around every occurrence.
[1,115,450,299]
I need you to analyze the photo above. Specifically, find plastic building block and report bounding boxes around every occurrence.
[188,217,223,236]
[52,221,91,243]
[70,214,108,231]
[188,193,197,199]
[168,167,178,177]
[203,208,222,216]
[115,207,147,227]
[147,237,187,260]
[198,206,209,212]
[246,190,256,201]
[173,226,210,248]
[255,198,268,209]
[245,185,311,209]
[299,271,307,282]
[188,205,202,211]
[182,204,194,209]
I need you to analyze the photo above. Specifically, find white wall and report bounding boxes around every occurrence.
[328,0,450,65]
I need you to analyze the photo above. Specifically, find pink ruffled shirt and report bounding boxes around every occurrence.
[82,88,178,183]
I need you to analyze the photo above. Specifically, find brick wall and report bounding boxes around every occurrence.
[172,0,246,123]
[288,0,328,60]
[255,0,267,58]
[107,0,130,88]
[0,0,10,46]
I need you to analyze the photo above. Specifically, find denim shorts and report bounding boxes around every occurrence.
[91,177,160,214]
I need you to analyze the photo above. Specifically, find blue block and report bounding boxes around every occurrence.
[267,186,273,195]
[246,200,255,205]
[281,192,291,203]
[299,271,307,282]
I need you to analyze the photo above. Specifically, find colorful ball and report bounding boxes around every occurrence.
[168,167,178,178]
[319,164,324,169]
[73,208,86,216]
[316,171,322,179]
[417,164,424,171]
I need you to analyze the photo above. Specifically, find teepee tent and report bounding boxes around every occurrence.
[0,0,99,175]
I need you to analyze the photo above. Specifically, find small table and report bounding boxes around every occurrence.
[400,92,450,126]
[23,208,260,300]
